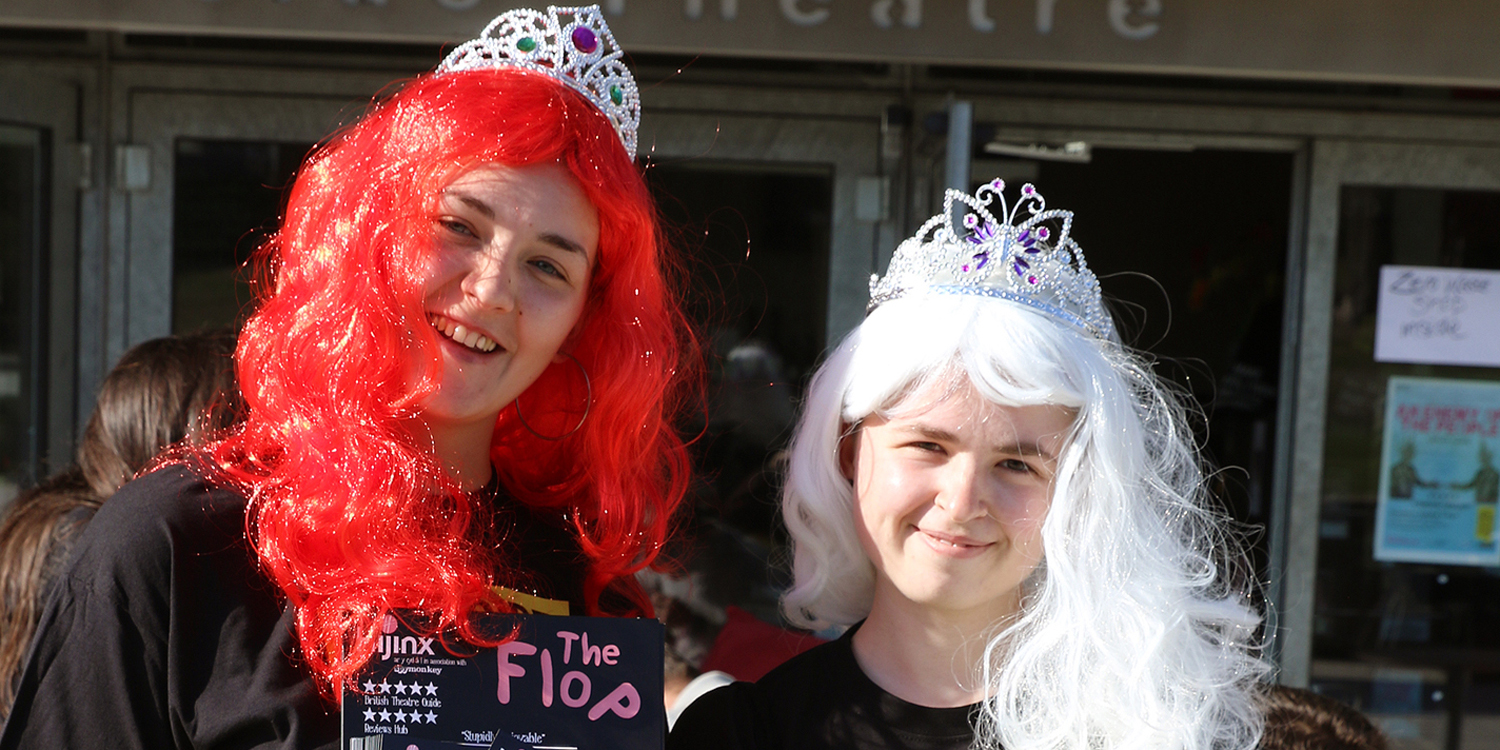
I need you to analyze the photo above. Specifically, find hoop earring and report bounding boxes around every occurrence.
[514,352,592,441]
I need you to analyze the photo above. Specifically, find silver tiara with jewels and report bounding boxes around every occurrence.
[869,178,1115,341]
[438,5,640,159]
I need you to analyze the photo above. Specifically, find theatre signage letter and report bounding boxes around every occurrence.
[5,0,1500,89]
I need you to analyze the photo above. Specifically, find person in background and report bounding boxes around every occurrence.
[1258,685,1388,750]
[0,329,241,720]
[0,6,698,748]
[671,179,1268,750]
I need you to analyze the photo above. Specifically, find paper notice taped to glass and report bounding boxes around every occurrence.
[1374,265,1500,368]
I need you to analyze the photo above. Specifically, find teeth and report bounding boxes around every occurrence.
[428,315,498,353]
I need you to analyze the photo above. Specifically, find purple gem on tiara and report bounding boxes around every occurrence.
[1028,275,1038,284]
[1038,226,1050,240]
[1022,184,1035,196]
[990,178,1005,191]
[967,219,997,245]
[1012,258,1030,275]
[571,26,599,53]
[963,214,979,229]
[972,252,990,270]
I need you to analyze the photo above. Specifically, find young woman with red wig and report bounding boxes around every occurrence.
[0,7,694,749]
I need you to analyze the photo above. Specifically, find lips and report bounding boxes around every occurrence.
[918,529,992,556]
[428,314,500,354]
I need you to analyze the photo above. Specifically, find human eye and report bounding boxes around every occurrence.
[904,441,946,455]
[436,217,477,239]
[999,457,1038,475]
[529,258,567,281]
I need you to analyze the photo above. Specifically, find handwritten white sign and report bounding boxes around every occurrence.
[1375,265,1500,368]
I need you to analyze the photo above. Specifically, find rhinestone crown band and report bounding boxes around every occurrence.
[438,5,640,159]
[869,178,1115,341]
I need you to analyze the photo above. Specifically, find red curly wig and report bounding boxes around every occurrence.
[209,67,696,693]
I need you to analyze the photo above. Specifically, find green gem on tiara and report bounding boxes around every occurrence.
[436,6,642,159]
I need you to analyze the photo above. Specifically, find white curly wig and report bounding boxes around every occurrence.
[781,293,1268,750]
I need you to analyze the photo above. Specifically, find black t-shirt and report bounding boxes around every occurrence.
[668,626,980,750]
[0,463,589,750]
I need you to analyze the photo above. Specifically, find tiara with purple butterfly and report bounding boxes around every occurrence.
[437,5,640,159]
[868,178,1115,341]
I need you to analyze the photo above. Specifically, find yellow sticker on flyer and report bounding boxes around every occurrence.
[494,586,570,616]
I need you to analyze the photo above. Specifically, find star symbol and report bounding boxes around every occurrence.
[395,681,408,695]
[424,682,438,696]
[397,709,410,723]
[363,709,376,722]
[363,680,377,693]
[378,680,390,694]
[378,709,392,722]
[425,711,438,723]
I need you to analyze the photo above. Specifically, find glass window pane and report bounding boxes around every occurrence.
[0,123,44,508]
[1028,148,1295,582]
[646,161,832,624]
[1318,185,1500,749]
[172,139,312,333]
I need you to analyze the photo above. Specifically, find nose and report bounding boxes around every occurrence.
[933,456,991,523]
[461,240,517,311]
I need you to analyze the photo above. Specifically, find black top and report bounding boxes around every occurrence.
[0,463,588,750]
[668,626,980,750]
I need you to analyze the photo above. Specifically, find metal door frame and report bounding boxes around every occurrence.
[1282,139,1500,686]
[0,60,94,479]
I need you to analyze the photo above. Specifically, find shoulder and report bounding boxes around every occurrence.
[83,462,247,553]
[752,633,853,694]
[668,681,760,750]
[59,463,252,614]
[669,636,854,750]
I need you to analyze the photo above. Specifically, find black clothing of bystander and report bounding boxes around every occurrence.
[0,462,587,750]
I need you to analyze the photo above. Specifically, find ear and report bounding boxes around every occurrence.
[837,423,859,484]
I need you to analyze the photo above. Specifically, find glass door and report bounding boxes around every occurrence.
[1289,141,1500,750]
[117,76,381,348]
[0,124,45,506]
[637,110,885,629]
[0,64,84,507]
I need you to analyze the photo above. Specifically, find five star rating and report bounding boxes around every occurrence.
[359,679,441,726]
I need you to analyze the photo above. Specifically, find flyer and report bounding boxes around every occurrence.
[1373,376,1500,566]
[342,613,664,750]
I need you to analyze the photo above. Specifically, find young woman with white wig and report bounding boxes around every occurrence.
[670,178,1269,750]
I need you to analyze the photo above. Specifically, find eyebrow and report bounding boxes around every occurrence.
[537,231,590,259]
[898,423,1060,461]
[448,192,591,259]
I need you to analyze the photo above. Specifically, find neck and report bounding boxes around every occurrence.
[413,416,495,492]
[851,585,1018,708]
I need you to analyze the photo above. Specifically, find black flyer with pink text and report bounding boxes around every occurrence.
[342,612,664,750]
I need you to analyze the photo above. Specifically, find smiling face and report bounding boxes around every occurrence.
[418,161,599,441]
[848,380,1074,625]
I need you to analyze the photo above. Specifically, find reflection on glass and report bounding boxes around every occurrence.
[1032,148,1294,579]
[645,161,831,627]
[1319,186,1500,750]
[173,139,312,333]
[0,124,43,507]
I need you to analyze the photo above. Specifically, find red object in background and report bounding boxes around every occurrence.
[699,606,828,682]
